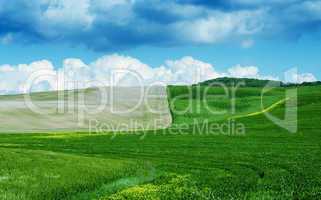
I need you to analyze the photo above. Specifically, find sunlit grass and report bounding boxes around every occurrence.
[0,86,320,199]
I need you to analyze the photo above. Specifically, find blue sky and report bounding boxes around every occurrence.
[0,0,320,93]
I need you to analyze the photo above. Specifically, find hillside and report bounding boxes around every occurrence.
[0,87,172,133]
[0,85,320,199]
[198,77,321,87]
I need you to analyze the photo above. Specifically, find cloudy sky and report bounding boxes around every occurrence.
[0,0,320,94]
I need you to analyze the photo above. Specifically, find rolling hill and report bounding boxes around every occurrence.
[0,84,320,199]
[0,87,172,133]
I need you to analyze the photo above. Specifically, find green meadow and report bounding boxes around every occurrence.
[0,85,320,199]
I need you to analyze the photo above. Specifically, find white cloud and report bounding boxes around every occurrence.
[0,65,14,72]
[0,55,222,94]
[173,10,264,44]
[227,65,279,80]
[0,60,56,94]
[241,39,254,48]
[228,65,259,78]
[163,56,221,84]
[286,1,321,22]
[90,54,155,86]
[0,55,316,95]
[91,0,134,25]
[1,0,321,51]
[40,0,94,38]
[290,72,317,83]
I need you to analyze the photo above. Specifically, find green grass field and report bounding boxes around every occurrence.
[0,85,320,199]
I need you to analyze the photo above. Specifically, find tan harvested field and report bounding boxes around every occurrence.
[0,87,172,133]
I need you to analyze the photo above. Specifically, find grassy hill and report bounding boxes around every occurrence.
[167,85,286,124]
[0,85,320,199]
[0,87,172,133]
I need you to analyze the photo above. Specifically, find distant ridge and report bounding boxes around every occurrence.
[198,77,282,87]
[197,77,321,87]
[282,81,321,87]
